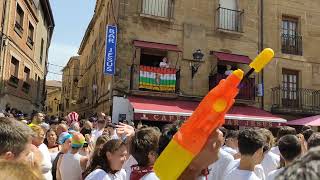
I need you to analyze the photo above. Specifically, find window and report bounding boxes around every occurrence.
[27,22,34,48]
[40,39,44,63]
[23,67,30,81]
[141,0,172,18]
[282,69,299,107]
[281,17,302,55]
[15,4,24,31]
[10,57,19,77]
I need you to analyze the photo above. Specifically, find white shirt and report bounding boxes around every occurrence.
[85,169,126,180]
[159,62,169,68]
[225,168,261,180]
[225,70,234,76]
[270,146,280,156]
[267,168,284,180]
[141,172,159,180]
[222,146,238,156]
[261,151,280,175]
[38,143,53,180]
[91,129,104,143]
[208,149,234,180]
[123,155,138,179]
[224,159,265,180]
[59,152,83,180]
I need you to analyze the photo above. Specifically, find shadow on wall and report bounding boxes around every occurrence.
[0,77,46,115]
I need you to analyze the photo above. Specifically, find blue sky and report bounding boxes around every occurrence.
[47,0,95,80]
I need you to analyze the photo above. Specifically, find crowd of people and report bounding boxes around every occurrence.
[1,110,320,180]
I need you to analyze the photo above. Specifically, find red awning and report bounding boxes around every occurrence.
[213,52,251,64]
[129,96,286,127]
[133,40,182,52]
[286,115,320,126]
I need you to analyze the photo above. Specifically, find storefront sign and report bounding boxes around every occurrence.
[134,113,189,122]
[104,25,117,75]
[224,119,283,127]
[134,113,285,127]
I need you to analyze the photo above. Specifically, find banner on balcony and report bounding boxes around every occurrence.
[139,66,176,92]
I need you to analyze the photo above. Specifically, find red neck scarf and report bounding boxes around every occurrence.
[130,165,154,180]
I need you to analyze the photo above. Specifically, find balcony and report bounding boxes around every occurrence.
[281,34,303,56]
[130,65,180,97]
[140,0,174,20]
[216,6,244,33]
[271,87,320,115]
[8,75,19,88]
[22,82,31,94]
[209,73,255,101]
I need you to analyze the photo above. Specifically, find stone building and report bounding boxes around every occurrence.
[45,80,61,117]
[0,0,54,114]
[68,0,287,127]
[263,0,320,120]
[61,56,80,116]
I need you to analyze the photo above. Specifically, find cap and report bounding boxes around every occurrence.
[71,132,86,148]
[58,132,72,145]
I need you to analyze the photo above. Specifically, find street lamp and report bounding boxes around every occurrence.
[190,49,204,78]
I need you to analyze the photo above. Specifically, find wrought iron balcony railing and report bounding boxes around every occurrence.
[281,34,303,55]
[271,86,320,115]
[216,6,244,32]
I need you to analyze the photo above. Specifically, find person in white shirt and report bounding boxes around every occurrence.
[267,135,301,180]
[30,124,53,180]
[222,130,239,158]
[159,57,169,68]
[224,129,265,180]
[276,147,320,180]
[224,158,266,180]
[224,65,234,76]
[57,133,88,180]
[129,128,161,180]
[258,129,280,175]
[83,139,127,180]
[208,148,234,180]
[271,126,296,156]
[91,119,107,143]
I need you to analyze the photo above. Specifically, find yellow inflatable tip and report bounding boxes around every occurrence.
[249,48,275,72]
[232,69,244,79]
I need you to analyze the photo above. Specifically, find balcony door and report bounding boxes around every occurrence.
[219,0,237,31]
[282,69,299,107]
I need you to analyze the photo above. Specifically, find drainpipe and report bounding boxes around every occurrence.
[260,0,264,110]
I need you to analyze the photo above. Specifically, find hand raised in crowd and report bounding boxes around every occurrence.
[297,133,308,155]
[116,122,135,138]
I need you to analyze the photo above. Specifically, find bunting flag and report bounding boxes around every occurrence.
[139,65,177,92]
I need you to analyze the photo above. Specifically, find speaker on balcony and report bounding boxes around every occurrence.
[256,83,264,97]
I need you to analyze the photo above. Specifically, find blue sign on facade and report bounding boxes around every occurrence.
[104,25,117,75]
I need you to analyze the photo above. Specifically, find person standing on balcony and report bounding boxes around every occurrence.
[159,57,169,68]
